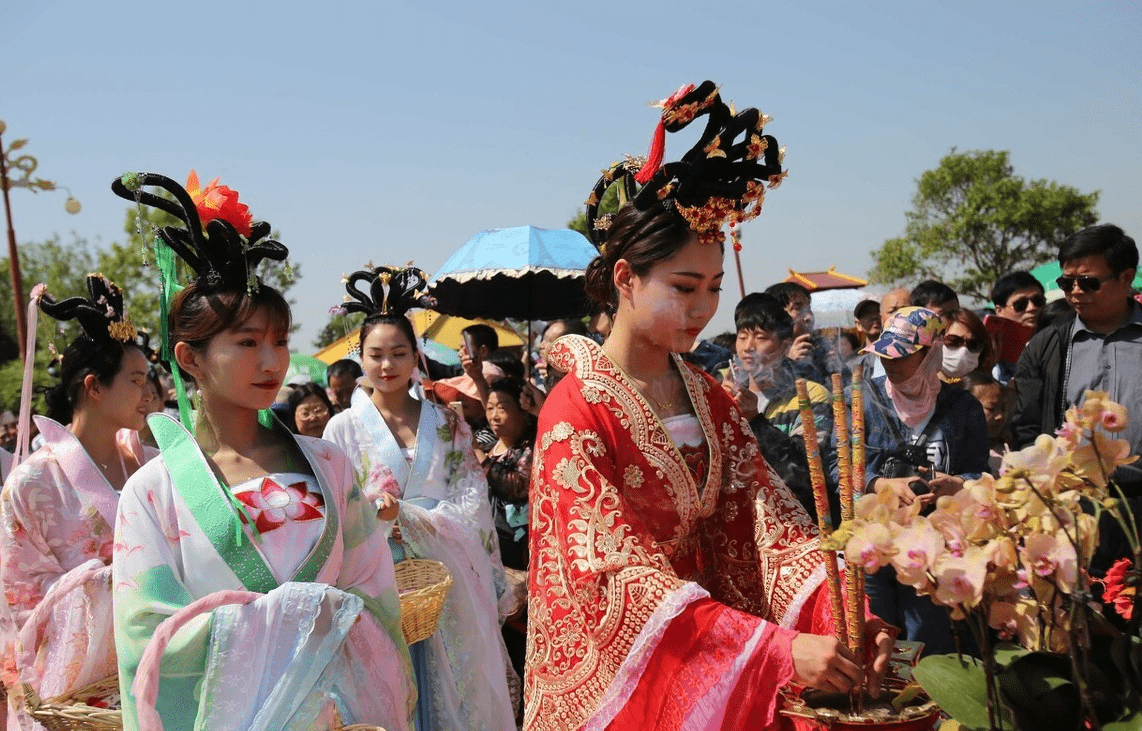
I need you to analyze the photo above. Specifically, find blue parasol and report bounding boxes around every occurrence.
[419,337,461,367]
[427,226,597,320]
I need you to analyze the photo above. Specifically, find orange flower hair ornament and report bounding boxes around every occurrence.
[185,170,253,237]
[112,171,288,292]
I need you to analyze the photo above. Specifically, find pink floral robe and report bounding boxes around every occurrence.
[1,416,155,728]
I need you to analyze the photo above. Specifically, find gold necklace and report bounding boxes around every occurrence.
[631,374,679,411]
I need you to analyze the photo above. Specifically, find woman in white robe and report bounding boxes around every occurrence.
[322,265,516,731]
[1,276,157,730]
[109,171,414,731]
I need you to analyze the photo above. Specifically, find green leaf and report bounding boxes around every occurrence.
[1103,708,1142,731]
[997,652,1080,731]
[913,654,1006,731]
[992,642,1031,669]
[1111,632,1142,690]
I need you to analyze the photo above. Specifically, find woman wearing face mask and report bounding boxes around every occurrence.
[939,308,994,383]
[322,266,516,731]
[526,81,896,731]
[1,275,157,730]
[855,306,990,655]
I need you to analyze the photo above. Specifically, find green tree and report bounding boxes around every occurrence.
[0,204,304,409]
[0,235,96,410]
[0,348,56,413]
[567,179,622,237]
[0,234,96,349]
[869,149,1100,301]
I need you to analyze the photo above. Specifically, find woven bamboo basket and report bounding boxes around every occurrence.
[395,559,453,644]
[17,676,122,731]
[16,677,386,731]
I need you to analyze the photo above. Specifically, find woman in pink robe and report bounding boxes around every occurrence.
[1,276,156,728]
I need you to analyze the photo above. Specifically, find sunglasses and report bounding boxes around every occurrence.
[943,334,983,353]
[1056,273,1117,294]
[1007,293,1046,313]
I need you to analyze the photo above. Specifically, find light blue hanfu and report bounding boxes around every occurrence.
[324,390,517,731]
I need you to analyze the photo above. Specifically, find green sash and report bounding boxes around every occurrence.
[148,413,340,593]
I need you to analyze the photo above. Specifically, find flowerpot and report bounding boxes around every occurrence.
[779,684,941,730]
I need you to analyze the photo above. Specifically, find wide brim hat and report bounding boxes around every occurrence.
[426,362,505,403]
[861,306,945,359]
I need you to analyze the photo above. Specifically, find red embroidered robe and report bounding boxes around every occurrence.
[525,336,836,731]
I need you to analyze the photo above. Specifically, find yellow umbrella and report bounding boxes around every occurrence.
[313,330,358,364]
[411,312,524,350]
[312,313,523,365]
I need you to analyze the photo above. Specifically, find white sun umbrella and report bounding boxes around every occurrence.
[810,288,880,329]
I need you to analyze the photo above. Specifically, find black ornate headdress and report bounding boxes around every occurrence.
[37,273,138,345]
[134,328,162,365]
[111,171,288,292]
[342,265,436,318]
[584,80,787,250]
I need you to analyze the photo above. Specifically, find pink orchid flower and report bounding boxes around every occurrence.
[889,520,944,588]
[846,522,896,573]
[1021,532,1077,594]
[932,547,989,614]
[1001,434,1069,488]
[1072,432,1138,488]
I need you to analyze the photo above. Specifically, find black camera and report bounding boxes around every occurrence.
[881,443,932,492]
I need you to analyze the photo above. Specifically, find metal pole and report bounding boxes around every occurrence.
[0,131,27,360]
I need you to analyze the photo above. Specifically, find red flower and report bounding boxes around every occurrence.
[186,170,253,237]
[236,477,325,534]
[1095,557,1136,620]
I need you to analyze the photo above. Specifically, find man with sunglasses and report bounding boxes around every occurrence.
[1012,225,1141,547]
[992,271,1046,327]
[990,271,1047,383]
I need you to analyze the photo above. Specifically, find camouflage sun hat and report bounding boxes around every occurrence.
[861,306,946,359]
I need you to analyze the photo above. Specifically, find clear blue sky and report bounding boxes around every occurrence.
[4,0,1139,348]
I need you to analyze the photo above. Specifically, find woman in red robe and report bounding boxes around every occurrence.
[524,82,895,731]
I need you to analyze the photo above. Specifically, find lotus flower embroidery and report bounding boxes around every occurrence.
[236,478,324,534]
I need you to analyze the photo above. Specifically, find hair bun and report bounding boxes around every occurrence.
[341,265,436,318]
[111,171,289,293]
[585,80,786,249]
[37,273,137,345]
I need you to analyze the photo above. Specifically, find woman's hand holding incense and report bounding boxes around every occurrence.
[791,633,863,693]
[863,617,899,698]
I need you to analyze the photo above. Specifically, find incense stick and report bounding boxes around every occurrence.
[848,367,868,707]
[794,378,849,650]
[850,365,866,508]
[831,373,865,660]
[831,374,853,524]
